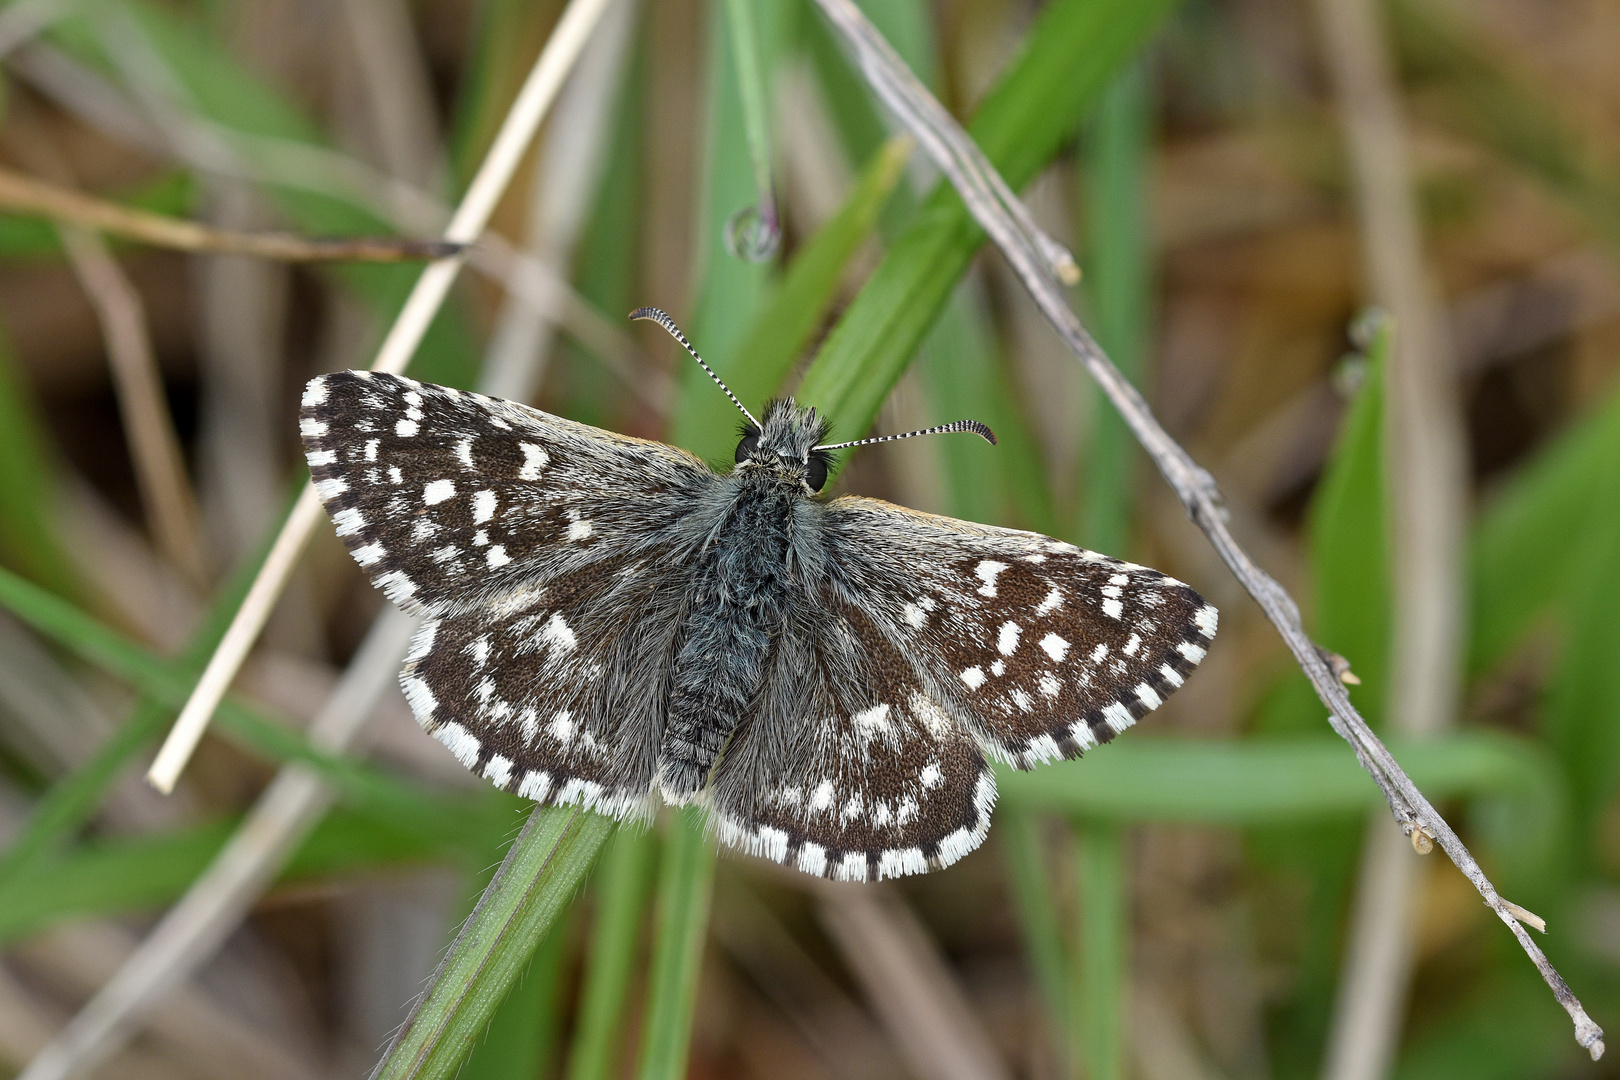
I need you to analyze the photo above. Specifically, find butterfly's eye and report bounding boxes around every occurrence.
[735,432,760,464]
[805,453,829,492]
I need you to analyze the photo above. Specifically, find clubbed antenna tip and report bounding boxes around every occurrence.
[817,419,997,453]
[630,307,760,428]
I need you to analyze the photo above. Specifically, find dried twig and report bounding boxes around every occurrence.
[0,165,457,261]
[144,0,625,794]
[809,0,1605,1059]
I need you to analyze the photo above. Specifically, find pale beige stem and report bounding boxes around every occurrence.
[0,166,456,260]
[1311,0,1470,1075]
[146,0,624,793]
[57,226,209,586]
[817,886,1011,1080]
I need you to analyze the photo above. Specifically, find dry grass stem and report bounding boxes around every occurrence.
[57,226,209,585]
[1311,0,1470,1072]
[811,0,1605,1059]
[0,166,458,261]
[145,0,624,794]
[817,887,1011,1080]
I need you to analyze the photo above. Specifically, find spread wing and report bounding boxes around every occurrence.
[822,496,1217,768]
[300,371,718,816]
[299,371,714,614]
[708,591,994,882]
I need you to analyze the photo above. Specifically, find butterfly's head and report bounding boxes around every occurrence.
[735,399,834,493]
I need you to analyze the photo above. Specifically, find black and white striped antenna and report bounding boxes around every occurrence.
[630,307,760,429]
[816,420,996,452]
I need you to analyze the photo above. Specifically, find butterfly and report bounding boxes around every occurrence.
[299,307,1216,881]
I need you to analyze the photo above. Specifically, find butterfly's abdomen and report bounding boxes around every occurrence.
[661,478,798,801]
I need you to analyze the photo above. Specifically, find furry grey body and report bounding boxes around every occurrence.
[300,371,1218,881]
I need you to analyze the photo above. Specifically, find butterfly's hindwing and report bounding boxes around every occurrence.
[709,593,994,881]
[824,498,1217,768]
[399,550,695,819]
[299,371,713,613]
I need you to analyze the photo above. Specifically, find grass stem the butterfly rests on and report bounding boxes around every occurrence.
[298,309,1216,881]
[807,0,1604,1057]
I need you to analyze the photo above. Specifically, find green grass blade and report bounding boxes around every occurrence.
[0,803,514,944]
[1469,381,1620,676]
[0,333,80,601]
[1076,59,1151,554]
[920,286,1057,533]
[723,0,775,216]
[0,513,276,889]
[460,904,579,1080]
[634,808,717,1080]
[1074,824,1124,1080]
[373,807,613,1080]
[794,0,1179,440]
[0,563,488,836]
[1000,813,1078,1076]
[566,826,658,1080]
[672,135,910,461]
[998,734,1551,821]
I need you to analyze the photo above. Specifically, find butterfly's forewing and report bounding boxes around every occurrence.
[300,371,716,816]
[709,593,993,881]
[824,497,1217,768]
[299,371,712,614]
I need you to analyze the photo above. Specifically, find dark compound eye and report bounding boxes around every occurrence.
[734,432,760,464]
[805,453,829,493]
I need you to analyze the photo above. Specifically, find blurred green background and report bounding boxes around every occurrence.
[0,0,1618,1077]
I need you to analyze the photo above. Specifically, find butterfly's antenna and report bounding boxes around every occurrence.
[816,420,997,452]
[631,306,760,428]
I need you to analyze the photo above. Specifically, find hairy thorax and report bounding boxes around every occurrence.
[661,468,805,799]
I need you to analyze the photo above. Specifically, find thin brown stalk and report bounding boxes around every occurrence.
[0,166,457,261]
[57,226,209,586]
[810,0,1604,1059]
[816,886,1011,1080]
[1312,0,1471,1075]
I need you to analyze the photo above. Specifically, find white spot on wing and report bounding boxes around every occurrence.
[517,771,552,800]
[997,621,1021,655]
[306,449,335,467]
[472,489,497,524]
[541,612,577,652]
[1040,633,1070,662]
[423,479,456,505]
[395,418,419,437]
[975,560,1008,597]
[809,780,835,812]
[519,442,549,480]
[332,507,366,536]
[960,666,986,690]
[1195,604,1219,639]
[1102,598,1124,619]
[486,545,511,568]
[301,378,328,407]
[1136,682,1163,710]
[1036,587,1063,615]
[484,755,513,788]
[567,517,593,542]
[903,602,926,628]
[299,417,328,438]
[351,541,385,567]
[853,704,891,737]
[1178,641,1207,665]
[436,721,480,766]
